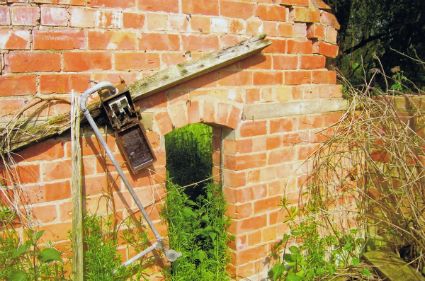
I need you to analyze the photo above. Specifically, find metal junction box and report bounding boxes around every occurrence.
[100,87,155,174]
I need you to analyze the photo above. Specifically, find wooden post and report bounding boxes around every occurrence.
[71,91,84,280]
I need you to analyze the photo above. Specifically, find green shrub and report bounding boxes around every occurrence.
[163,182,230,281]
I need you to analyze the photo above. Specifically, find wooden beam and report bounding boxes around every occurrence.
[0,34,270,155]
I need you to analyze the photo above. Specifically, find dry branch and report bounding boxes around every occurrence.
[0,34,270,155]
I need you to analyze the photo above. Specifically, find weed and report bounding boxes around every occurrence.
[0,205,68,281]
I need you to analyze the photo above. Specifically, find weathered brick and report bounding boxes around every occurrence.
[6,52,61,73]
[32,205,57,223]
[34,30,85,50]
[273,55,298,70]
[299,55,326,69]
[220,1,255,19]
[11,6,39,26]
[63,52,112,71]
[290,7,320,23]
[0,6,10,25]
[270,117,296,133]
[253,72,283,85]
[138,0,178,12]
[41,6,68,26]
[140,33,180,51]
[313,41,339,58]
[285,70,311,85]
[312,70,337,84]
[114,53,159,71]
[146,13,168,31]
[182,0,219,16]
[0,30,30,49]
[307,23,325,39]
[39,74,90,94]
[257,4,286,21]
[287,39,313,54]
[89,0,135,8]
[240,121,267,137]
[88,31,137,50]
[70,7,96,27]
[123,12,145,28]
[182,34,219,51]
[225,153,267,170]
[321,11,340,30]
[0,75,36,96]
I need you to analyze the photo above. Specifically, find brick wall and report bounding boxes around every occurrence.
[0,0,343,279]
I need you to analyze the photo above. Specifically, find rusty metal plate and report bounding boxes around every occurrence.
[116,124,155,173]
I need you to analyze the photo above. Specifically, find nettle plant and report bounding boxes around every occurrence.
[0,205,67,281]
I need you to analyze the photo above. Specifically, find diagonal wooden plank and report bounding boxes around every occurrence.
[0,34,270,155]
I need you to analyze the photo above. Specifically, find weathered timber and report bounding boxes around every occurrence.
[363,250,425,281]
[70,94,84,281]
[0,34,270,155]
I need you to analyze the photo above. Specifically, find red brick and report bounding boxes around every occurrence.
[287,39,313,54]
[15,139,65,162]
[313,41,339,58]
[34,30,85,50]
[240,121,267,137]
[297,144,319,160]
[32,205,57,223]
[123,12,145,28]
[239,54,272,70]
[268,148,293,164]
[238,215,267,232]
[89,0,135,8]
[16,164,40,185]
[300,55,326,69]
[218,71,252,86]
[278,23,294,37]
[290,7,320,23]
[320,11,340,30]
[0,30,30,49]
[115,53,159,71]
[0,6,10,25]
[307,23,325,39]
[264,39,287,53]
[41,6,68,26]
[266,136,281,150]
[273,55,298,70]
[140,33,180,51]
[220,1,255,19]
[285,71,311,85]
[225,153,267,170]
[138,0,178,12]
[280,0,309,6]
[11,6,39,26]
[64,52,112,71]
[39,222,72,243]
[270,118,295,133]
[88,31,137,50]
[0,75,36,96]
[182,0,219,16]
[253,72,283,85]
[6,52,61,73]
[312,70,337,84]
[0,98,26,115]
[223,171,246,188]
[227,106,242,129]
[256,4,286,21]
[39,74,90,94]
[155,112,173,135]
[182,35,219,51]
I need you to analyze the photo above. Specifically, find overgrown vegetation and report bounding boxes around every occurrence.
[270,71,425,280]
[164,124,230,281]
[83,214,152,281]
[0,205,68,281]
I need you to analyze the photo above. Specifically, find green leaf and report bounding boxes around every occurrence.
[7,271,27,281]
[361,268,372,277]
[289,246,300,254]
[13,243,31,258]
[286,272,302,281]
[351,257,360,266]
[32,230,44,242]
[38,248,62,263]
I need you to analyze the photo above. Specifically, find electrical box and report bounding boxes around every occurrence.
[100,87,155,174]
